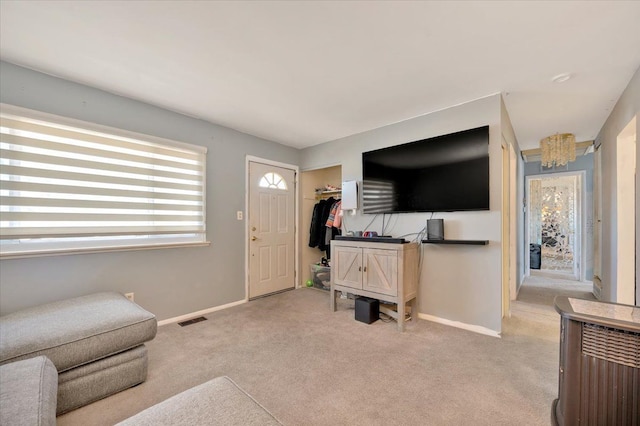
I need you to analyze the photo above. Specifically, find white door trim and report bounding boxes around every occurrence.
[501,140,510,318]
[245,156,299,301]
[501,136,518,316]
[615,116,636,305]
[300,161,342,173]
[593,144,603,299]
[525,170,586,281]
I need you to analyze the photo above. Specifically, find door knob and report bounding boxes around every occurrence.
[251,236,258,241]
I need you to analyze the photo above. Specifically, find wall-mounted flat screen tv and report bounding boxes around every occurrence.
[362,125,489,213]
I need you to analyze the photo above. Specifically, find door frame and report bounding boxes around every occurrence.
[245,156,299,301]
[501,137,517,318]
[593,144,603,298]
[615,116,636,305]
[501,141,510,318]
[524,170,587,281]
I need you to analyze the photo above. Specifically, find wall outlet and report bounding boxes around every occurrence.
[125,292,134,302]
[236,211,243,220]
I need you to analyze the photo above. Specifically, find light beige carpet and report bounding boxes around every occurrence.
[58,277,592,425]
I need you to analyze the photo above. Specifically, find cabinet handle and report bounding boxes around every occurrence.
[358,266,362,272]
[363,266,367,272]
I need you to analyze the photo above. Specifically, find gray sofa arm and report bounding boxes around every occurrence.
[0,356,58,426]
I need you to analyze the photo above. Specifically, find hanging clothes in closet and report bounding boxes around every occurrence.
[308,197,342,258]
[309,197,333,249]
[324,200,342,259]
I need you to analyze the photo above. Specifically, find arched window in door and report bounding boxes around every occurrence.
[259,172,288,190]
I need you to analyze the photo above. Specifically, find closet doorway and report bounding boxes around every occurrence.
[300,165,342,287]
[526,171,585,281]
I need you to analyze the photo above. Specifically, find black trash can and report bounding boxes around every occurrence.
[530,243,541,269]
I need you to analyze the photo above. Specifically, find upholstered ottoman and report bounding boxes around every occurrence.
[0,292,157,414]
[0,356,58,426]
[117,376,282,426]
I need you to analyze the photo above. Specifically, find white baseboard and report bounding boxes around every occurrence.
[157,299,247,326]
[417,312,501,338]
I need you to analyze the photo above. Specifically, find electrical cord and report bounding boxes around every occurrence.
[413,223,428,273]
[383,213,397,235]
[398,232,420,238]
[379,312,393,323]
[378,311,412,323]
[412,225,427,243]
[362,214,379,233]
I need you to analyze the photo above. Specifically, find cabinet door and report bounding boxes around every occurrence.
[333,246,362,289]
[362,248,398,297]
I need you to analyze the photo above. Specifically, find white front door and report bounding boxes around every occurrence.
[248,161,296,299]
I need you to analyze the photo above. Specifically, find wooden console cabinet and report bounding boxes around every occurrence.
[330,239,419,331]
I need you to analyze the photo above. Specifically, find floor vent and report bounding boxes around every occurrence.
[178,316,207,327]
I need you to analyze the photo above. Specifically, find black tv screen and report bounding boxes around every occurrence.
[362,126,489,213]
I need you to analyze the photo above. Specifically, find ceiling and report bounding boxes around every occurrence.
[1,1,639,150]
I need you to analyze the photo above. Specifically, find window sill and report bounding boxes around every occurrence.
[0,241,211,260]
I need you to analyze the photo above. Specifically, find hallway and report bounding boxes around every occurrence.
[517,275,595,307]
[505,276,595,336]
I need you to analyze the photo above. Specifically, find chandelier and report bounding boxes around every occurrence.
[540,133,576,167]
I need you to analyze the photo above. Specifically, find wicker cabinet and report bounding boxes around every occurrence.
[552,297,640,425]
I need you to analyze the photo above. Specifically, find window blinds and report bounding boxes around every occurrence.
[0,106,206,244]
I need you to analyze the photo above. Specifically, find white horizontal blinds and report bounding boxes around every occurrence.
[0,111,206,240]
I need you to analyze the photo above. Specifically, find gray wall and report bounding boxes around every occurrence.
[300,95,504,333]
[0,61,300,319]
[523,154,595,280]
[595,66,640,304]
